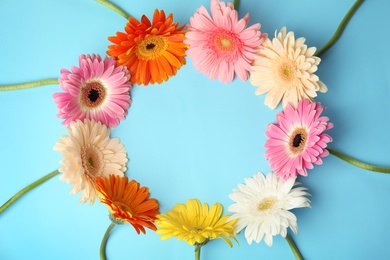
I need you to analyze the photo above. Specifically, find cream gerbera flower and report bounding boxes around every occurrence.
[228,172,310,247]
[54,118,128,205]
[250,27,327,109]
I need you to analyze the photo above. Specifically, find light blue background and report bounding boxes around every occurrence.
[1,0,390,259]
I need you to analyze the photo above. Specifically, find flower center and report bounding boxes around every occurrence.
[146,43,156,50]
[135,35,168,60]
[88,89,99,102]
[80,81,106,109]
[213,33,237,53]
[115,201,133,215]
[277,58,297,84]
[182,224,206,234]
[293,134,303,147]
[191,226,204,232]
[81,145,104,179]
[289,127,308,155]
[258,198,275,211]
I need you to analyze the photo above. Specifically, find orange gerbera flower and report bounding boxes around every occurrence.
[95,175,159,234]
[107,9,187,86]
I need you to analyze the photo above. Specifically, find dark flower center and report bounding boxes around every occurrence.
[292,133,303,148]
[146,43,156,50]
[289,128,308,155]
[80,81,106,108]
[136,36,168,60]
[88,89,100,102]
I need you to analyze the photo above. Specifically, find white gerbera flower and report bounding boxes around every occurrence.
[228,172,310,247]
[54,118,127,205]
[250,27,327,109]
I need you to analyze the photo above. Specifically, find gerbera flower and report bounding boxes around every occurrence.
[107,10,187,86]
[95,175,159,234]
[53,54,132,128]
[250,27,327,109]
[155,199,237,247]
[228,172,310,247]
[265,99,333,179]
[185,0,266,83]
[53,118,128,204]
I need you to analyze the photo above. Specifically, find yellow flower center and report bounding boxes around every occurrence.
[81,145,103,178]
[80,81,106,109]
[277,58,298,84]
[258,198,275,211]
[214,33,237,53]
[289,127,308,155]
[135,35,168,60]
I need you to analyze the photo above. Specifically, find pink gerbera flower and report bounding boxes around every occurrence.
[265,99,333,179]
[185,0,267,83]
[53,54,132,128]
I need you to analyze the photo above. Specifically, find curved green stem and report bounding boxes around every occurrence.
[0,169,60,214]
[315,0,364,57]
[286,233,304,260]
[96,0,131,20]
[100,222,116,260]
[194,245,201,260]
[0,78,58,91]
[328,148,390,173]
[233,0,240,10]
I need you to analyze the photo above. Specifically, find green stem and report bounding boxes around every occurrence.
[100,222,116,260]
[315,0,364,57]
[286,233,304,260]
[328,148,390,173]
[233,0,240,10]
[194,245,201,260]
[0,78,58,91]
[0,169,60,214]
[96,0,131,20]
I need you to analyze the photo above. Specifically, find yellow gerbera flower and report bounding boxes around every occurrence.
[155,199,237,247]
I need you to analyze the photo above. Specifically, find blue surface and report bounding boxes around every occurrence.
[1,0,390,259]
